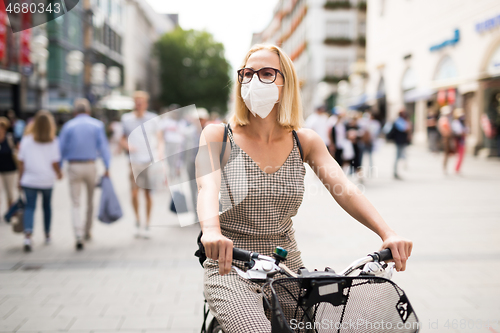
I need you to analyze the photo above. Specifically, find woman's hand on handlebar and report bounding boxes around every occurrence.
[201,231,233,276]
[380,233,413,272]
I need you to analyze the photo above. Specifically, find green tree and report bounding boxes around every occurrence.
[155,28,231,113]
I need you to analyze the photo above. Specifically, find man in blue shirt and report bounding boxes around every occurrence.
[59,98,111,250]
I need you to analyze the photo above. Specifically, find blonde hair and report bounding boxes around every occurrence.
[26,110,56,143]
[133,90,150,100]
[0,116,10,129]
[230,44,303,130]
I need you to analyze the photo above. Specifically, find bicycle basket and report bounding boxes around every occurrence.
[263,276,419,333]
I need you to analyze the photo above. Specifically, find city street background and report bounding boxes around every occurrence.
[1,0,500,332]
[1,142,499,333]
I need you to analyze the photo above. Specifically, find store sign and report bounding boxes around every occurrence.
[430,29,460,52]
[487,45,500,76]
[476,14,500,33]
[437,88,456,106]
[0,68,21,84]
[19,10,31,67]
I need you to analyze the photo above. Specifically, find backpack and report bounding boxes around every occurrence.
[385,123,397,141]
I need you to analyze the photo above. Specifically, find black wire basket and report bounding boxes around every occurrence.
[263,276,419,333]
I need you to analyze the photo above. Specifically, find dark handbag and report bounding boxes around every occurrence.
[386,123,396,141]
[170,191,188,213]
[12,197,25,234]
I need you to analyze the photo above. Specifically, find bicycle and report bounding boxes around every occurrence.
[201,247,419,333]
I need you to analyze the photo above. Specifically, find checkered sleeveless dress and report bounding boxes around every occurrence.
[204,124,306,333]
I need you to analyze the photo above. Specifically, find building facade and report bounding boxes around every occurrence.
[46,1,87,112]
[252,0,367,117]
[365,0,500,154]
[45,0,175,114]
[0,1,36,116]
[122,0,176,109]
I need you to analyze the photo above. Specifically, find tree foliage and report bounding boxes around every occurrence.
[155,28,232,113]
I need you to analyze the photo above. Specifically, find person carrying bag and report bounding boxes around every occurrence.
[97,176,123,224]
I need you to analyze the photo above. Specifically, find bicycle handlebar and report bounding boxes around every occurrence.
[232,247,253,262]
[374,248,393,262]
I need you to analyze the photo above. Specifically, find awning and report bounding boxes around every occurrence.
[403,87,435,103]
[97,94,134,110]
[348,94,370,110]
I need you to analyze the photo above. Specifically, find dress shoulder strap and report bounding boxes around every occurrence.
[292,130,304,162]
[219,123,232,164]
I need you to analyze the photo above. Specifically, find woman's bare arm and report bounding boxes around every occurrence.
[196,124,233,275]
[297,129,413,271]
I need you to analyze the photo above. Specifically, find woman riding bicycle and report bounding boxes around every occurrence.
[196,44,413,333]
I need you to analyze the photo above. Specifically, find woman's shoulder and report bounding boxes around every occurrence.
[201,123,226,142]
[20,134,34,144]
[293,128,325,159]
[294,128,323,146]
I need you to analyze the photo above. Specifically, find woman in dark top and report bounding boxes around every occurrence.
[0,117,18,214]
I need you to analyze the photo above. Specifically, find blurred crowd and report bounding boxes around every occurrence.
[304,106,383,182]
[304,103,469,181]
[0,92,473,253]
[0,92,221,253]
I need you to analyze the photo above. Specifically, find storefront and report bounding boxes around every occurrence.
[0,69,20,113]
[478,41,500,156]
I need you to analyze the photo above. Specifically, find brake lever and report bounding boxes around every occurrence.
[360,261,395,279]
[232,258,281,281]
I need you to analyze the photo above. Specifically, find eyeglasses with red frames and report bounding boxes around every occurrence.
[237,67,284,84]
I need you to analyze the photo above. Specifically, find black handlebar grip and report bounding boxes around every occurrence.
[233,247,252,262]
[377,248,393,262]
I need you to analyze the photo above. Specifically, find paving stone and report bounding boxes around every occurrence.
[68,316,122,331]
[0,147,499,332]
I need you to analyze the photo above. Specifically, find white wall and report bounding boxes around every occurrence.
[366,0,500,120]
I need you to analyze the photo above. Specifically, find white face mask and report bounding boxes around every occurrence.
[240,74,281,119]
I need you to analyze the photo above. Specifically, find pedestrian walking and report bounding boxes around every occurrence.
[17,110,62,252]
[185,108,209,221]
[427,109,440,153]
[387,110,411,180]
[197,44,412,332]
[329,107,347,167]
[59,99,111,250]
[108,116,124,155]
[157,108,189,182]
[6,110,26,142]
[0,117,18,217]
[437,105,454,174]
[121,91,157,239]
[304,106,330,146]
[452,108,467,174]
[345,112,363,179]
[363,112,381,171]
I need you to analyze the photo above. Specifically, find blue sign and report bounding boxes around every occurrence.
[430,29,460,52]
[476,14,500,33]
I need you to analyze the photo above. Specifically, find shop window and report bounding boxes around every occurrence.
[434,55,458,81]
[359,21,366,37]
[402,67,417,91]
[326,20,351,39]
[486,44,500,77]
[326,57,349,77]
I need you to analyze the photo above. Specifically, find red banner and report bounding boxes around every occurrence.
[20,5,31,67]
[0,0,6,61]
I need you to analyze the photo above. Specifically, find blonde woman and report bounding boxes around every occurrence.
[196,45,413,332]
[18,110,62,252]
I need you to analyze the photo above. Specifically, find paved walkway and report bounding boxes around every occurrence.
[1,142,499,333]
